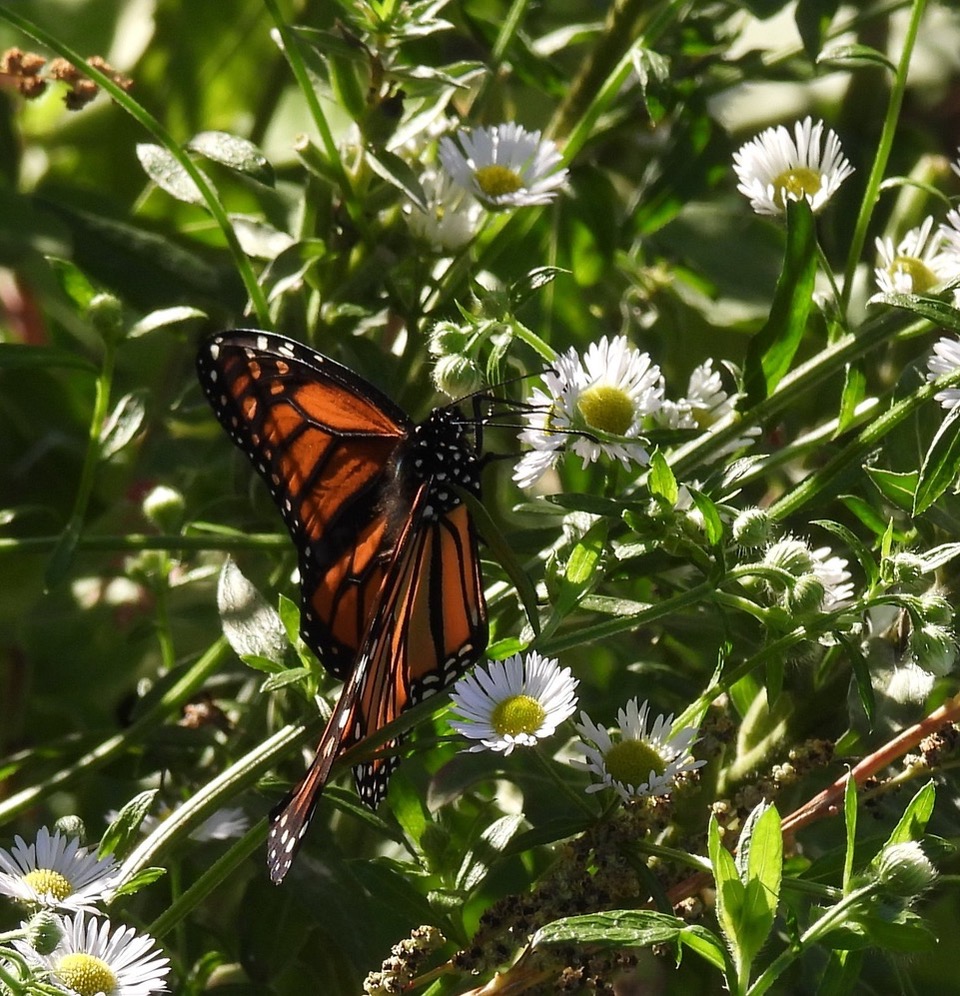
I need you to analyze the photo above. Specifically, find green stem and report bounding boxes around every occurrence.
[0,639,232,824]
[667,307,930,480]
[0,532,290,554]
[747,883,880,996]
[147,821,264,938]
[0,8,270,326]
[767,363,960,520]
[840,0,928,315]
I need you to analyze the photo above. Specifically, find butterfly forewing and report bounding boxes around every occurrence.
[197,331,410,675]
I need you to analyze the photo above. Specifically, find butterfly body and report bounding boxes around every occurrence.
[197,331,488,881]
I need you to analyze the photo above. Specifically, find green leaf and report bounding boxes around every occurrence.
[99,391,147,459]
[883,781,935,847]
[649,449,678,504]
[709,814,745,958]
[743,199,817,404]
[843,773,857,893]
[736,803,782,964]
[817,42,896,73]
[187,131,274,185]
[864,467,917,512]
[838,494,891,539]
[366,149,427,211]
[111,866,166,897]
[261,666,312,692]
[533,910,691,947]
[914,402,960,516]
[836,362,867,435]
[216,558,289,662]
[796,0,841,61]
[881,291,960,334]
[812,518,879,588]
[128,306,207,339]
[456,814,525,892]
[686,486,724,546]
[136,143,207,206]
[99,789,157,858]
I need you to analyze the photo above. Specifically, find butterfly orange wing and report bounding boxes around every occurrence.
[266,488,487,882]
[197,331,411,677]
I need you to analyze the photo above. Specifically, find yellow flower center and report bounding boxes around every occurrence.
[474,164,524,198]
[604,739,665,791]
[772,166,822,210]
[490,694,546,737]
[889,255,937,293]
[577,384,635,435]
[23,868,73,901]
[56,953,117,996]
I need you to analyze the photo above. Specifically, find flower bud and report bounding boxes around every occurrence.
[87,292,125,343]
[432,354,482,398]
[917,590,953,627]
[142,485,185,533]
[427,320,470,357]
[53,815,85,841]
[732,507,772,548]
[784,573,826,615]
[23,910,63,955]
[764,537,815,578]
[875,841,936,897]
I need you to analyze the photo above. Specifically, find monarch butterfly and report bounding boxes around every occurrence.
[196,330,488,883]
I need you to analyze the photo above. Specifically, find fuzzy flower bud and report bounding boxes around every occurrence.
[23,910,63,955]
[875,841,937,897]
[763,537,816,578]
[917,590,953,627]
[432,354,483,398]
[887,552,925,585]
[784,573,826,616]
[427,320,471,357]
[732,507,772,548]
[53,815,86,841]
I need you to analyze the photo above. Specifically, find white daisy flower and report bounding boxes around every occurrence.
[15,911,169,996]
[927,335,960,409]
[0,828,119,913]
[733,116,854,217]
[404,168,483,252]
[438,123,568,209]
[872,217,958,298]
[514,335,663,488]
[812,546,854,609]
[449,651,579,754]
[572,699,704,802]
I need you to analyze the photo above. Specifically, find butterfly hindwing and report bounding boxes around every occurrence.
[199,330,490,884]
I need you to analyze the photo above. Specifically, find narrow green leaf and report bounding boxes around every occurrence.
[838,494,890,539]
[743,199,817,404]
[914,402,960,515]
[796,0,841,61]
[737,804,782,964]
[836,362,867,435]
[111,866,166,897]
[812,518,879,588]
[456,814,525,892]
[99,391,147,459]
[817,42,896,73]
[129,306,207,339]
[709,814,745,959]
[883,781,935,847]
[678,925,731,974]
[882,292,960,334]
[686,486,724,546]
[842,773,857,893]
[99,789,157,858]
[532,910,688,948]
[366,149,428,211]
[0,343,97,373]
[261,666,312,692]
[836,632,875,724]
[864,467,917,511]
[649,450,679,504]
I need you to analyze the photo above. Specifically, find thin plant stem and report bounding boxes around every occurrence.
[840,0,928,315]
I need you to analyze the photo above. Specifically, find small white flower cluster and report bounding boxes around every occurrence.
[448,657,703,803]
[0,826,169,995]
[405,122,568,251]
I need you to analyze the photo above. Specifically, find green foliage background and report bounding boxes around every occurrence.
[2,1,960,993]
